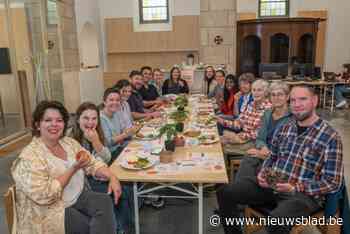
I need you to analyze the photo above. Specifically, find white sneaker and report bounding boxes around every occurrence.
[336,100,347,108]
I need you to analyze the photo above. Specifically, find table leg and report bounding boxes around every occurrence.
[323,85,327,108]
[198,183,203,234]
[134,182,140,234]
[331,85,335,112]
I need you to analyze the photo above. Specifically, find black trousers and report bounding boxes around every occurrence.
[65,187,117,234]
[216,156,322,234]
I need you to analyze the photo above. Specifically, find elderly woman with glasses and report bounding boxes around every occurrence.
[220,79,272,146]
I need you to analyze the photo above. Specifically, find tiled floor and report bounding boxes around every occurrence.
[0,109,349,234]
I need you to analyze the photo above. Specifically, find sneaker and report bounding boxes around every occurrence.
[336,100,347,108]
[151,197,165,208]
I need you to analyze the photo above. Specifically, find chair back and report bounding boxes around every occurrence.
[3,185,17,234]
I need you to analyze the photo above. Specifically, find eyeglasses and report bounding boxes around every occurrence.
[271,92,286,97]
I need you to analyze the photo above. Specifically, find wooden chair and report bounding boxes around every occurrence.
[3,185,17,234]
[243,205,341,234]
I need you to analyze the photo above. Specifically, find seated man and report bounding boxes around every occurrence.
[127,70,161,120]
[139,66,163,108]
[216,85,344,234]
[335,64,350,108]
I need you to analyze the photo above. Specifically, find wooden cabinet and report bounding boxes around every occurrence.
[236,18,323,76]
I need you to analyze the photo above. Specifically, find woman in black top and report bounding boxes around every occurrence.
[162,66,189,95]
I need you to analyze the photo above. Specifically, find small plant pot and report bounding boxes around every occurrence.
[177,106,185,112]
[174,136,185,147]
[175,122,184,132]
[164,139,176,152]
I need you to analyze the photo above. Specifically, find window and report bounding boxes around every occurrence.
[139,0,169,24]
[47,0,59,25]
[259,0,289,17]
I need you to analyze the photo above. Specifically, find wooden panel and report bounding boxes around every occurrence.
[237,12,256,20]
[106,16,199,53]
[298,11,327,67]
[103,72,129,89]
[107,51,199,72]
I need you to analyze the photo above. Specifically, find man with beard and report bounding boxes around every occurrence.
[127,70,161,120]
[216,85,344,234]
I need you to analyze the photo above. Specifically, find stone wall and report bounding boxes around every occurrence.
[200,0,237,73]
[57,0,79,71]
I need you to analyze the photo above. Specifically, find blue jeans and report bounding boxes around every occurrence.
[87,177,134,233]
[334,84,350,104]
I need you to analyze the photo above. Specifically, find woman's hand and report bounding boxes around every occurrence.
[108,176,122,204]
[260,146,271,157]
[233,120,241,129]
[84,129,99,143]
[74,151,91,170]
[216,116,225,125]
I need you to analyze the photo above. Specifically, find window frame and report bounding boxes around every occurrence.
[258,0,290,18]
[139,0,170,24]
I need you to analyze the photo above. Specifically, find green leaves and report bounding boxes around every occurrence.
[158,123,177,141]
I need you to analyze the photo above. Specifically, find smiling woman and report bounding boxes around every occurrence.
[11,100,121,234]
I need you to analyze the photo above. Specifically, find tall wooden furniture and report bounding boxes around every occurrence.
[236,18,323,76]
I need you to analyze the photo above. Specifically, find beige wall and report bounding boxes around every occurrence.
[105,15,200,87]
[0,7,34,114]
[200,0,237,73]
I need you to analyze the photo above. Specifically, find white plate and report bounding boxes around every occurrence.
[119,155,158,170]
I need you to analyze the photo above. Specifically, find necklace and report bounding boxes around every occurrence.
[46,142,67,160]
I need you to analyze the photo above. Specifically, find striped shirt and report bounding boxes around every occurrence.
[259,117,343,197]
[238,99,272,140]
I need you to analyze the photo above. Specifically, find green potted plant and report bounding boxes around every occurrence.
[158,123,177,152]
[174,95,189,108]
[169,109,189,122]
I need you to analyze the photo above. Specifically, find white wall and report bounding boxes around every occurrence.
[237,0,350,72]
[75,0,104,68]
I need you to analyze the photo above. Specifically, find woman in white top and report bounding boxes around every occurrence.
[11,100,121,234]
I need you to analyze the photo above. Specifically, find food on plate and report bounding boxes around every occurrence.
[197,116,216,125]
[198,134,216,141]
[125,155,151,169]
[198,134,218,144]
[183,130,201,138]
[136,132,155,139]
[134,157,150,168]
[126,155,138,164]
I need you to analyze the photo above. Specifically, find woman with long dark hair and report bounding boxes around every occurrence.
[220,74,239,116]
[204,66,216,95]
[162,66,189,95]
[71,102,133,234]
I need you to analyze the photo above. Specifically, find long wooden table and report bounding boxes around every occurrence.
[110,96,228,234]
